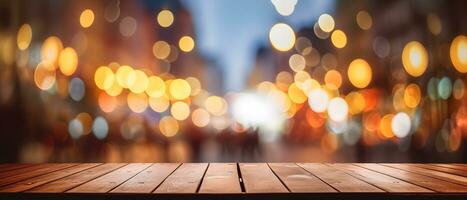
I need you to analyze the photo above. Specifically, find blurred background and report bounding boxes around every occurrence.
[0,0,466,163]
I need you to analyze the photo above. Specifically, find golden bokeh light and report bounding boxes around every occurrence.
[289,54,306,72]
[171,101,190,121]
[159,116,178,137]
[127,92,148,113]
[116,65,135,88]
[152,41,171,60]
[288,83,307,104]
[324,70,342,89]
[404,83,421,108]
[157,10,174,28]
[17,24,32,50]
[169,79,191,100]
[186,77,202,96]
[58,47,78,76]
[345,91,366,115]
[34,61,56,90]
[41,36,63,66]
[294,70,311,88]
[179,36,195,52]
[146,76,166,98]
[379,114,394,138]
[276,71,293,91]
[128,70,149,94]
[80,9,95,28]
[149,96,170,113]
[204,96,228,116]
[348,58,372,88]
[300,78,320,95]
[402,41,428,77]
[192,108,210,127]
[450,35,467,73]
[330,29,347,48]
[318,14,335,32]
[269,23,296,51]
[98,92,118,113]
[356,10,372,30]
[105,78,123,96]
[94,66,115,90]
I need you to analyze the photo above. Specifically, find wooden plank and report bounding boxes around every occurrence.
[384,164,467,186]
[0,163,76,187]
[67,163,150,193]
[412,164,467,177]
[198,163,242,194]
[0,164,34,173]
[111,163,180,193]
[0,164,100,192]
[298,163,383,192]
[239,163,288,193]
[356,163,467,193]
[432,164,467,171]
[0,164,61,179]
[29,163,126,193]
[268,163,336,193]
[154,163,208,193]
[328,164,433,193]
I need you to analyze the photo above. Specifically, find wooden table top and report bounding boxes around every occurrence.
[0,163,466,199]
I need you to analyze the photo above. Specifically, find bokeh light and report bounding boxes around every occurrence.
[169,79,191,100]
[318,14,335,32]
[269,23,295,51]
[116,65,135,88]
[127,92,148,113]
[356,10,372,30]
[347,58,372,88]
[404,83,421,108]
[149,96,170,113]
[79,9,95,28]
[41,36,63,65]
[171,101,190,121]
[204,96,228,116]
[192,108,210,127]
[146,76,166,98]
[330,29,347,48]
[153,41,171,60]
[179,36,195,52]
[92,116,109,140]
[327,97,348,122]
[391,112,411,138]
[17,24,32,50]
[450,35,467,73]
[94,66,115,90]
[402,41,428,77]
[159,116,178,137]
[128,70,149,94]
[58,47,78,76]
[157,9,174,28]
[308,88,329,113]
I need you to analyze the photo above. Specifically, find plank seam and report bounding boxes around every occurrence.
[104,163,154,193]
[350,163,436,193]
[381,164,467,186]
[63,163,129,192]
[296,163,340,192]
[22,163,105,192]
[0,164,80,187]
[323,163,389,193]
[194,163,210,193]
[236,162,246,193]
[266,163,291,193]
[149,163,182,193]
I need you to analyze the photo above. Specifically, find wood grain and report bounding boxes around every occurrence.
[111,163,180,193]
[198,163,242,193]
[0,163,99,192]
[67,163,150,193]
[298,163,383,192]
[328,164,433,193]
[268,163,336,193]
[154,163,208,193]
[0,163,76,187]
[384,163,467,186]
[356,163,467,193]
[29,163,126,193]
[239,163,288,193]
